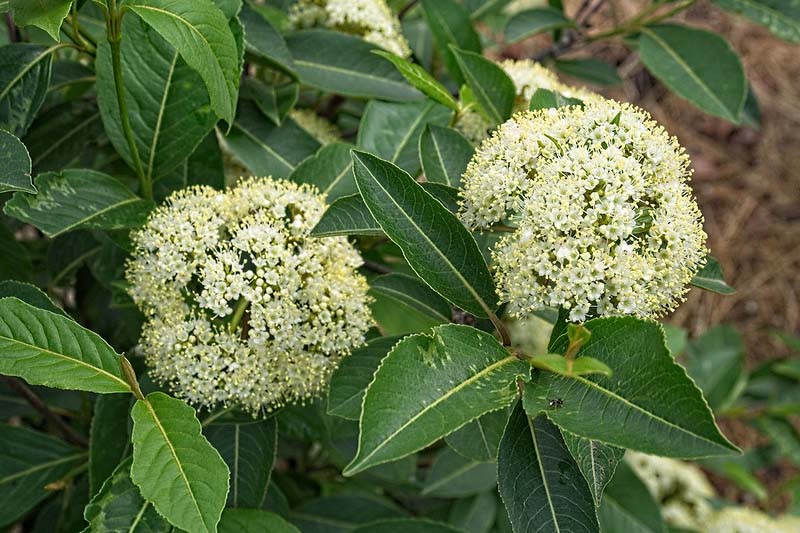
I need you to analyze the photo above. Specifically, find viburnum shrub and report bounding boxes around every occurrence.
[0,0,798,532]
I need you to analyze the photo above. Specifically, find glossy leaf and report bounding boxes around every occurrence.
[131,392,229,533]
[562,432,624,507]
[352,519,461,533]
[598,461,667,533]
[528,353,612,377]
[309,193,383,237]
[125,0,241,124]
[89,394,132,497]
[0,128,33,193]
[638,24,746,122]
[218,509,299,533]
[0,297,130,393]
[373,50,458,110]
[96,15,217,181]
[344,324,528,475]
[497,405,599,533]
[451,47,515,124]
[24,99,103,173]
[327,335,404,420]
[242,78,297,126]
[9,0,71,40]
[524,317,739,458]
[685,325,746,410]
[419,124,472,187]
[285,30,421,102]
[713,0,799,43]
[0,280,64,316]
[4,169,153,238]
[445,408,508,462]
[290,494,406,533]
[290,142,355,201]
[0,43,53,137]
[691,255,735,294]
[369,273,451,335]
[205,417,277,508]
[239,3,296,78]
[505,8,575,43]
[0,424,86,528]
[447,492,498,533]
[422,447,498,497]
[555,58,622,86]
[352,150,497,317]
[420,0,481,85]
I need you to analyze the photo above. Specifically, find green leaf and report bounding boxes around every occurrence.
[224,100,320,178]
[289,142,355,201]
[713,0,799,43]
[638,24,746,122]
[419,124,473,187]
[131,392,230,533]
[755,416,800,466]
[523,317,739,458]
[528,87,583,110]
[238,3,296,78]
[352,150,497,317]
[285,30,421,102]
[686,325,746,410]
[219,509,299,533]
[0,226,32,283]
[369,273,452,335]
[89,394,132,497]
[555,58,622,86]
[4,169,153,238]
[328,336,403,420]
[528,353,612,377]
[0,297,130,393]
[352,519,462,533]
[95,15,217,181]
[309,192,383,238]
[372,50,459,110]
[23,100,103,173]
[420,0,481,85]
[451,47,515,124]
[358,100,452,176]
[154,131,226,201]
[447,492,498,533]
[84,458,172,533]
[0,424,86,528]
[290,494,407,533]
[598,461,667,533]
[0,280,64,316]
[562,432,624,507]
[0,43,54,137]
[124,0,241,124]
[422,447,498,497]
[9,0,71,41]
[505,8,575,43]
[691,255,735,294]
[445,408,508,462]
[344,324,528,476]
[0,128,33,193]
[205,417,277,508]
[242,78,297,126]
[497,405,599,533]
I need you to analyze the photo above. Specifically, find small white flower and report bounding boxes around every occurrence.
[459,98,708,321]
[126,179,373,414]
[289,108,341,145]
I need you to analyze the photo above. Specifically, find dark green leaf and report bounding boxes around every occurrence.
[285,30,421,102]
[686,325,746,410]
[555,58,621,86]
[562,432,624,507]
[131,392,230,533]
[755,416,800,466]
[451,47,515,124]
[691,255,735,295]
[0,225,32,283]
[344,324,528,475]
[352,150,497,317]
[205,417,277,508]
[309,192,383,237]
[422,447,498,497]
[598,461,667,533]
[0,297,131,393]
[4,169,153,238]
[0,281,64,315]
[290,494,406,533]
[638,24,746,122]
[352,519,462,533]
[0,43,53,137]
[370,273,451,335]
[445,408,508,462]
[0,424,86,528]
[420,0,481,85]
[124,0,241,124]
[154,131,226,201]
[419,124,472,187]
[373,50,459,110]
[89,394,132,497]
[498,405,599,533]
[96,15,217,180]
[219,508,299,533]
[328,335,404,420]
[447,492,498,533]
[0,128,33,193]
[713,0,799,43]
[505,8,575,43]
[289,142,355,201]
[528,87,583,110]
[740,83,761,127]
[524,317,739,458]
[239,3,296,78]
[242,78,297,126]
[9,0,71,41]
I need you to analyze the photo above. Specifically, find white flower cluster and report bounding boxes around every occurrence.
[626,452,716,531]
[126,179,372,414]
[456,59,599,143]
[459,99,707,321]
[290,108,341,145]
[707,508,800,533]
[289,0,411,57]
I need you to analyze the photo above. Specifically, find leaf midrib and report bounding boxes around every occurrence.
[0,452,86,484]
[48,196,144,237]
[527,416,561,533]
[370,284,450,322]
[146,50,180,181]
[0,44,62,102]
[390,101,436,164]
[293,59,410,94]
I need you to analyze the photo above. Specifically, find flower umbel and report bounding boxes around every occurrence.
[126,179,372,414]
[459,99,708,321]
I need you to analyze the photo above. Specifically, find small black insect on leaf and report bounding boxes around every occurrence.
[548,398,564,409]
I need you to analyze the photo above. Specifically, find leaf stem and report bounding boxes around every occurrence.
[587,0,695,41]
[489,311,512,347]
[105,0,151,200]
[229,297,250,332]
[120,355,145,400]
